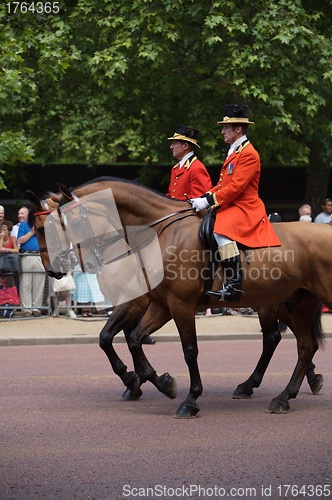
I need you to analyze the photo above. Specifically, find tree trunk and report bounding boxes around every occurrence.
[305,142,331,216]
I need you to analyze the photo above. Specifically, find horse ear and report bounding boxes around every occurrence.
[26,190,43,210]
[57,183,74,202]
[49,192,61,204]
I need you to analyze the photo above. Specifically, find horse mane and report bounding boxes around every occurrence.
[72,176,182,203]
[28,176,186,223]
[27,208,35,228]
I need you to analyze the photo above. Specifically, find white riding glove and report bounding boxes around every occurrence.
[191,197,209,212]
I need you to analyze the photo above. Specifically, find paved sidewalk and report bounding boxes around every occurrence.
[1,312,332,346]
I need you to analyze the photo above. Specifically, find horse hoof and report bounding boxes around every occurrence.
[232,383,253,399]
[266,398,290,414]
[121,387,143,401]
[309,374,324,395]
[175,403,200,419]
[159,373,177,399]
[124,371,141,395]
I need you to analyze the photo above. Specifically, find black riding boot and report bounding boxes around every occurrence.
[207,254,242,302]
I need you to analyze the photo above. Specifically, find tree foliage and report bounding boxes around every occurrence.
[0,0,331,204]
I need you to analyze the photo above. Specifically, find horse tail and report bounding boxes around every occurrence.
[313,303,325,348]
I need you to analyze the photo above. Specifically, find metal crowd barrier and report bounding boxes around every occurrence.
[0,266,112,320]
[0,268,51,320]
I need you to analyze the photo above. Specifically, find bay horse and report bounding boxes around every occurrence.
[27,178,326,417]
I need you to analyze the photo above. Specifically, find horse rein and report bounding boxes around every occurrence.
[34,192,197,272]
[60,194,198,268]
[69,202,197,269]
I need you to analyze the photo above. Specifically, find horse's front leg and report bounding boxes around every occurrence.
[233,305,282,399]
[305,361,324,395]
[99,299,148,400]
[170,308,202,419]
[128,302,177,400]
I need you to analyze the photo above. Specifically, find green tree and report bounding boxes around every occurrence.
[0,0,331,209]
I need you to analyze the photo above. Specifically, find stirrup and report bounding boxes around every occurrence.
[206,284,242,302]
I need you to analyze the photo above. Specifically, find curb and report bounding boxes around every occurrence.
[0,331,312,347]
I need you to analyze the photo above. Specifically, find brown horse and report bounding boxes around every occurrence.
[26,189,324,405]
[27,178,326,417]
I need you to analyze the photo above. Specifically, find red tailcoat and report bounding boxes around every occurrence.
[166,156,212,200]
[208,141,281,248]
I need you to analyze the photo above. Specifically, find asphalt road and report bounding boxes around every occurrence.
[1,339,331,500]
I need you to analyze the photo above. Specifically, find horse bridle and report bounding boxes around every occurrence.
[33,199,78,273]
[34,193,197,272]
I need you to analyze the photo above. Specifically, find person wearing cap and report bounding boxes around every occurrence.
[191,104,281,302]
[269,212,282,223]
[166,124,212,200]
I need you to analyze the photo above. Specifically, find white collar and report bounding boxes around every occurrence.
[178,152,194,168]
[227,135,248,158]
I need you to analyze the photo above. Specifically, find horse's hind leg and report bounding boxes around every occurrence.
[128,301,177,400]
[277,303,324,394]
[267,296,324,414]
[233,303,323,399]
[233,304,282,399]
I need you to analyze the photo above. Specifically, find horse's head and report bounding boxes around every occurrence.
[26,190,72,278]
[56,183,165,306]
[56,183,124,274]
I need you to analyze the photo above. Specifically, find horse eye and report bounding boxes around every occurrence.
[68,217,86,238]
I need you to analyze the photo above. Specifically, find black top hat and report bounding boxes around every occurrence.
[168,124,200,148]
[217,104,254,125]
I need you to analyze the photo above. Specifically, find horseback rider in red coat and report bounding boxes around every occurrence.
[191,105,281,302]
[166,124,212,200]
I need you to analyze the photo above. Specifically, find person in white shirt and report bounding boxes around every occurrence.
[298,204,312,222]
[0,205,5,224]
[314,198,332,223]
[11,206,29,244]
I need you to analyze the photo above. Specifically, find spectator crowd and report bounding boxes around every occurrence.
[0,205,112,319]
[1,195,331,320]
